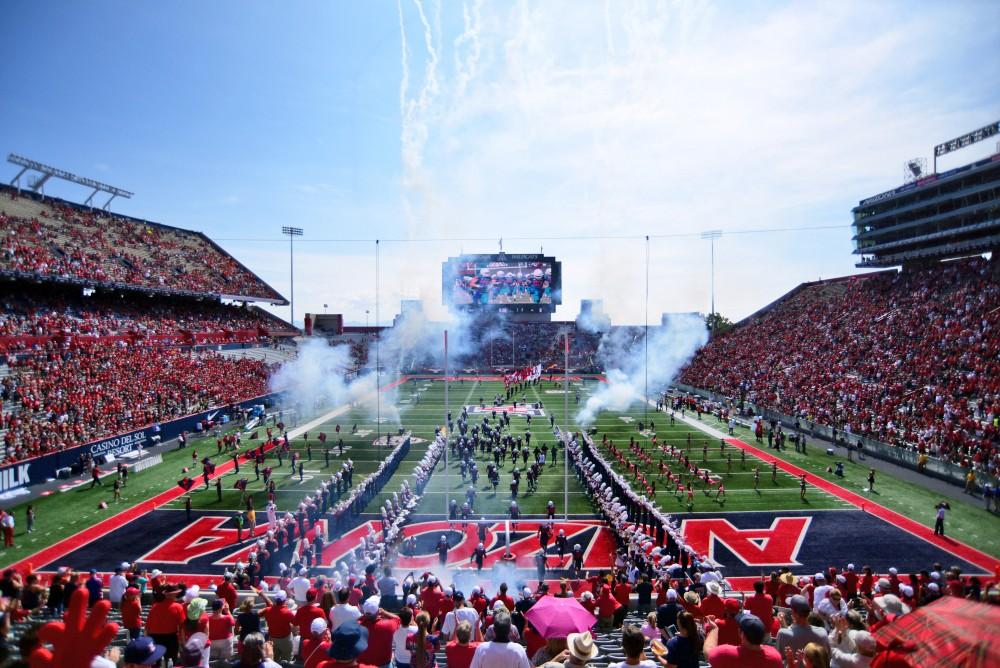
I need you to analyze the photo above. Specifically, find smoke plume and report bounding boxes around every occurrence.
[575,312,707,425]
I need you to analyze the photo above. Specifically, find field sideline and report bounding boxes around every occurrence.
[1,377,996,578]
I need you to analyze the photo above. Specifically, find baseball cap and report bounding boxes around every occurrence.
[362,596,381,616]
[273,590,287,602]
[736,613,767,644]
[787,595,811,614]
[311,617,329,635]
[124,637,167,665]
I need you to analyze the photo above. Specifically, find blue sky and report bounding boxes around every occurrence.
[2,1,998,325]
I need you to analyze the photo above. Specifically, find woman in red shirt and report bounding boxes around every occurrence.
[207,598,235,662]
[121,587,143,641]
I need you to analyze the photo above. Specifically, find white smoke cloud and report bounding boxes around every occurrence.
[576,312,707,425]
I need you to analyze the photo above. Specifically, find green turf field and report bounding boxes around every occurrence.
[0,376,996,568]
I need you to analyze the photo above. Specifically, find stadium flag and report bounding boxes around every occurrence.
[318,432,327,443]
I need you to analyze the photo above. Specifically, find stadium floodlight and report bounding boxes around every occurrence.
[7,154,133,210]
[701,230,723,336]
[281,226,303,329]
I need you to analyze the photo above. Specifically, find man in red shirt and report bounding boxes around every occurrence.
[259,589,295,663]
[146,587,185,664]
[301,617,332,668]
[703,613,782,667]
[700,581,727,620]
[294,588,328,653]
[445,620,480,668]
[217,572,238,611]
[613,577,632,628]
[121,587,143,640]
[421,578,444,626]
[745,581,775,637]
[490,583,515,613]
[356,596,400,667]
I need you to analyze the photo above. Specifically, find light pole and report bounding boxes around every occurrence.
[282,226,303,328]
[701,230,722,337]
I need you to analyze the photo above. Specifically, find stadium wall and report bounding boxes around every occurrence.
[672,383,996,489]
[0,393,281,496]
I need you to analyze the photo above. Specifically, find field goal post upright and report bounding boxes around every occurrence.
[564,331,569,521]
[444,329,449,520]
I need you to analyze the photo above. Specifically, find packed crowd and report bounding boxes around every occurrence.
[680,257,1000,476]
[0,527,994,668]
[1,346,272,464]
[0,186,281,300]
[0,284,292,351]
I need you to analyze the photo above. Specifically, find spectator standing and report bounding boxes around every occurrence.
[147,588,186,664]
[776,596,830,667]
[121,587,143,640]
[703,614,781,668]
[208,598,236,661]
[469,610,530,668]
[357,596,400,668]
[331,587,362,631]
[933,501,950,536]
[258,589,295,663]
[445,620,481,668]
[301,618,332,668]
[85,569,104,607]
[108,566,129,609]
[392,606,418,668]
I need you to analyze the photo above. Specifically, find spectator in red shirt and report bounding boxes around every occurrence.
[208,598,236,662]
[445,620,480,668]
[301,618,332,668]
[295,589,328,648]
[595,585,621,630]
[217,573,238,611]
[258,589,295,663]
[715,599,743,646]
[745,581,775,637]
[700,582,727,620]
[356,596,400,667]
[489,583,515,614]
[613,577,632,627]
[703,613,782,668]
[146,587,185,664]
[121,587,143,641]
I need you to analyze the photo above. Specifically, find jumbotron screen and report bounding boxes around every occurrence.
[443,253,562,312]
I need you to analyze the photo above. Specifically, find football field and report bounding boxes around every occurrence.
[2,376,998,589]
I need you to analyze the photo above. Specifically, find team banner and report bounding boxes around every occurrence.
[503,363,543,388]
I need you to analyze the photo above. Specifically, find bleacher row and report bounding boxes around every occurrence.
[0,185,282,301]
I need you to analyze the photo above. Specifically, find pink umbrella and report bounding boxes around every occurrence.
[524,595,598,639]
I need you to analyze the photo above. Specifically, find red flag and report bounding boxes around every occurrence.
[318,432,327,443]
[249,431,259,440]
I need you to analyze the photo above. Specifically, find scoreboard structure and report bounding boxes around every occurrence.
[442,253,562,314]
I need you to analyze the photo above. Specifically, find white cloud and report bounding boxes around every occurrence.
[260,1,1000,324]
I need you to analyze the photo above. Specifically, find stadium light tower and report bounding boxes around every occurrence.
[701,230,722,336]
[281,226,303,328]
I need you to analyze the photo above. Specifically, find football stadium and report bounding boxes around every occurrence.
[0,3,998,667]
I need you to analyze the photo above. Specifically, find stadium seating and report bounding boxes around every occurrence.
[0,284,295,353]
[0,186,282,300]
[0,344,272,464]
[680,257,1000,474]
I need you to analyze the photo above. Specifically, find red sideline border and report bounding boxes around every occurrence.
[722,436,1000,575]
[7,441,278,575]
